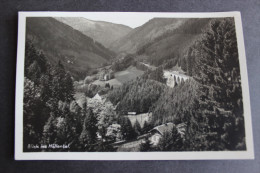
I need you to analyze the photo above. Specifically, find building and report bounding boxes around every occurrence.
[92,93,102,101]
[99,69,114,81]
[148,122,187,145]
[126,112,152,128]
[127,112,136,115]
[149,123,175,145]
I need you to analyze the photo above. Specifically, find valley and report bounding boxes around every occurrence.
[23,16,245,152]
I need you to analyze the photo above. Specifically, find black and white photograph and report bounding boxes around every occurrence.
[15,12,254,160]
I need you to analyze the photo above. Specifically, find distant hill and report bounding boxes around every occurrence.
[26,17,115,79]
[55,17,133,49]
[110,18,212,66]
[109,18,188,53]
[136,18,212,66]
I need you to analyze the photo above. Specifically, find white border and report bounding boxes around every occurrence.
[15,11,254,160]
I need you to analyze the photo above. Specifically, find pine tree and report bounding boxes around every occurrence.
[42,113,57,146]
[173,76,177,87]
[193,18,245,150]
[79,108,98,151]
[148,67,166,83]
[105,83,110,88]
[142,121,152,134]
[55,105,78,148]
[133,120,142,136]
[97,103,117,139]
[120,117,137,140]
[186,45,199,77]
[181,57,187,72]
[50,61,74,102]
[156,126,183,151]
[63,72,74,101]
[140,137,153,151]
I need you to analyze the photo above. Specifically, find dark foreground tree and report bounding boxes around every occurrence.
[156,126,183,151]
[193,18,245,150]
[140,137,153,152]
[142,121,153,134]
[119,117,137,140]
[133,120,142,136]
[79,108,98,151]
[50,61,74,102]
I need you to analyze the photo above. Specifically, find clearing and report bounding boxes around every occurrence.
[92,66,144,88]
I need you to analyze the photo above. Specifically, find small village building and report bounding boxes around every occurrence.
[148,122,187,145]
[99,69,114,81]
[104,74,109,81]
[92,93,102,101]
[126,112,152,128]
[149,123,175,145]
[128,112,136,115]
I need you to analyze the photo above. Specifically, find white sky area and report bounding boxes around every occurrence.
[80,13,160,28]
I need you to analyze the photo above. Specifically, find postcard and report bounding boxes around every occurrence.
[15,12,254,160]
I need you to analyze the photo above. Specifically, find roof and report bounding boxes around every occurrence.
[93,93,102,101]
[128,112,136,115]
[150,123,175,135]
[150,122,187,136]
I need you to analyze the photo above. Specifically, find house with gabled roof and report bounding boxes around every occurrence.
[148,122,187,145]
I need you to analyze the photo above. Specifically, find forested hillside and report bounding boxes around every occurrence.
[140,18,212,67]
[151,79,199,126]
[110,18,188,53]
[108,77,166,114]
[55,17,132,49]
[26,17,115,79]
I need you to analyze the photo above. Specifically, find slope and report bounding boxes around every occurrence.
[109,18,188,54]
[136,18,212,66]
[26,17,115,79]
[110,18,212,67]
[55,17,132,49]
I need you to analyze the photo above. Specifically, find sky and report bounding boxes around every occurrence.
[80,12,162,28]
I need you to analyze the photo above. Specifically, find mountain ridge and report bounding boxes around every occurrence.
[55,17,133,49]
[26,17,115,79]
[109,18,188,54]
